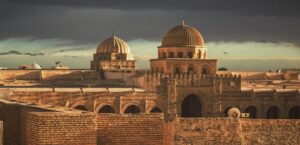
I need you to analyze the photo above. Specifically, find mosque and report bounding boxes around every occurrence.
[0,22,299,145]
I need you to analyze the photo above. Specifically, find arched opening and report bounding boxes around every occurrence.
[98,105,115,113]
[223,107,233,117]
[74,105,88,111]
[150,107,162,113]
[203,51,207,59]
[267,106,280,119]
[124,105,140,114]
[181,94,202,117]
[289,106,300,119]
[202,65,210,75]
[174,65,180,74]
[187,65,194,74]
[198,50,201,59]
[244,106,257,118]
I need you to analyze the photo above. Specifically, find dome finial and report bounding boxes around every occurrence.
[181,20,185,26]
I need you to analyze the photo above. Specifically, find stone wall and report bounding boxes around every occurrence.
[171,117,300,145]
[26,112,97,145]
[240,119,300,145]
[173,118,243,145]
[97,113,164,145]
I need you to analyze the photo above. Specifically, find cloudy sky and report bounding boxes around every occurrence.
[0,0,299,71]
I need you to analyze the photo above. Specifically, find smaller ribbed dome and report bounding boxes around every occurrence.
[161,22,204,47]
[96,36,129,54]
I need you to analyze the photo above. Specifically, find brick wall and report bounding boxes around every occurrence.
[26,112,97,145]
[97,113,164,145]
[173,118,243,145]
[1,104,52,145]
[171,117,300,145]
[241,119,300,145]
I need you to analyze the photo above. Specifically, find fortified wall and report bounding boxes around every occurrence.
[0,100,299,145]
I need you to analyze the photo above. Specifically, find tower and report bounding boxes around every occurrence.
[91,34,136,70]
[150,21,217,75]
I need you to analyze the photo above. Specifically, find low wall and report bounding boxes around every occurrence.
[0,70,40,80]
[0,70,100,81]
[172,118,300,145]
[41,70,83,80]
[26,112,97,145]
[97,113,164,145]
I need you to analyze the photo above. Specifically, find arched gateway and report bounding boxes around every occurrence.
[181,94,202,117]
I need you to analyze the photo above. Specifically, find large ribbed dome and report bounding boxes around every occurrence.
[96,36,129,54]
[161,23,204,47]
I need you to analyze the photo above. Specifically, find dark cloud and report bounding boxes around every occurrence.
[0,0,300,46]
[9,0,300,17]
[0,50,44,56]
[0,50,22,55]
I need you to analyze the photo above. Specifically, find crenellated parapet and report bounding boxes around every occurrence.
[142,72,242,92]
[215,74,242,93]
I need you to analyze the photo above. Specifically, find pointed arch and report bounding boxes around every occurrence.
[124,105,140,114]
[150,107,163,113]
[289,106,300,119]
[98,105,115,113]
[181,94,202,117]
[74,105,88,111]
[267,106,280,119]
[244,106,257,118]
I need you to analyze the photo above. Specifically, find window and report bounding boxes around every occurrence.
[188,52,193,58]
[169,52,174,58]
[178,52,183,58]
[162,52,166,58]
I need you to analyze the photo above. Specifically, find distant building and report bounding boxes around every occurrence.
[52,62,70,69]
[19,61,42,70]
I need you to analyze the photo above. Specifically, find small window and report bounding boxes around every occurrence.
[169,52,174,58]
[178,52,183,58]
[188,52,193,58]
[162,52,166,58]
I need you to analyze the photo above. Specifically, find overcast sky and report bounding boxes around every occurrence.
[0,0,299,71]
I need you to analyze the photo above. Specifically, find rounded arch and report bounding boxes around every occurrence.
[266,106,280,119]
[187,64,194,74]
[181,94,202,117]
[244,106,257,118]
[124,105,140,114]
[150,107,163,113]
[98,105,115,113]
[288,106,300,119]
[74,105,88,111]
